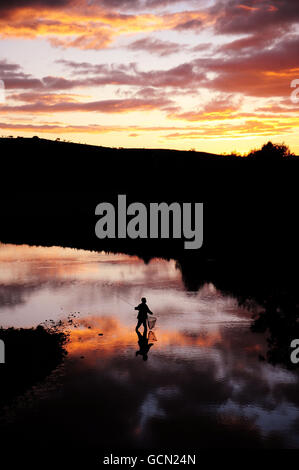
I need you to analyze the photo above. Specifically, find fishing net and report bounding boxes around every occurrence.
[148,331,157,342]
[147,316,157,330]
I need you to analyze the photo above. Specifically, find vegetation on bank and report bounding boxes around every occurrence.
[0,323,69,407]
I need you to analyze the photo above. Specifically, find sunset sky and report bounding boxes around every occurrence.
[0,0,298,154]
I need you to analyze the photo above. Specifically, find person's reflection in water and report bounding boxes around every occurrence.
[136,329,154,361]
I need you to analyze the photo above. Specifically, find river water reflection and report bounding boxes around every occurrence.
[0,243,299,450]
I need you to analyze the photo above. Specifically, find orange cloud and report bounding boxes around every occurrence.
[1,115,299,143]
[237,4,259,12]
[164,118,298,139]
[0,5,209,49]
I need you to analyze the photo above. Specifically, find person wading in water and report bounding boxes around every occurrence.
[135,297,153,332]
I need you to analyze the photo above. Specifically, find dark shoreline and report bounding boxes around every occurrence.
[0,324,68,408]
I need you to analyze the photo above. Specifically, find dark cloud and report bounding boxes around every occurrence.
[90,0,203,10]
[212,0,299,35]
[2,59,205,99]
[194,34,299,97]
[217,32,276,54]
[0,97,173,114]
[127,37,184,56]
[191,43,212,53]
[0,60,25,77]
[0,0,72,16]
[0,0,202,14]
[200,35,299,74]
[57,60,205,89]
[0,60,43,90]
[57,31,299,98]
[175,18,203,31]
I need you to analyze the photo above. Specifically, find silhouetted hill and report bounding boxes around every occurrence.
[0,136,229,193]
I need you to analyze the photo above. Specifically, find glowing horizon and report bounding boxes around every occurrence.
[0,0,299,154]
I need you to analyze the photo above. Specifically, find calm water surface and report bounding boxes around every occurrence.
[0,243,299,450]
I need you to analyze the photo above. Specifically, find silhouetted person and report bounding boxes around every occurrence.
[135,297,153,332]
[136,329,154,361]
